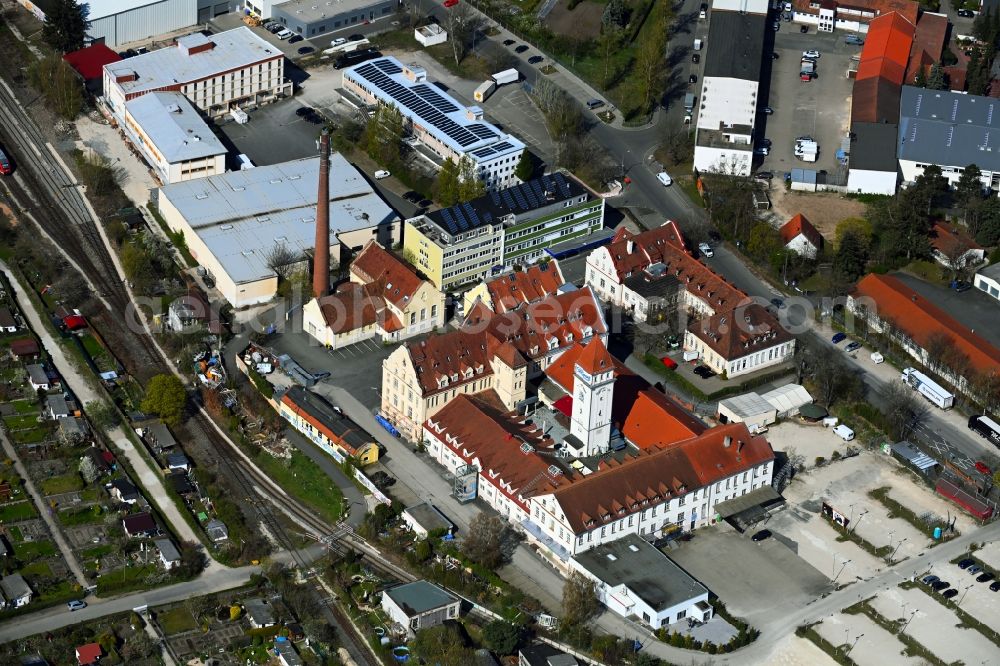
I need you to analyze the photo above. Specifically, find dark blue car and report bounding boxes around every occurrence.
[831,332,847,344]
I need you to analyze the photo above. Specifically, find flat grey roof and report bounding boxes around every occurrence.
[718,392,776,419]
[713,485,782,518]
[154,538,181,561]
[125,92,226,164]
[573,534,707,612]
[703,11,766,82]
[978,262,1000,279]
[105,28,281,96]
[274,0,383,21]
[384,580,458,616]
[850,121,900,172]
[158,155,396,284]
[344,57,524,161]
[403,503,454,533]
[898,86,1000,170]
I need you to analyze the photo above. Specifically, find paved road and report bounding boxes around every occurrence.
[0,429,89,589]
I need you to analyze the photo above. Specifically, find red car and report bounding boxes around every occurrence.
[0,147,12,176]
[660,356,678,370]
[444,0,459,6]
[975,461,992,476]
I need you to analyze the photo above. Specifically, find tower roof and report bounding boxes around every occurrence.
[575,337,614,375]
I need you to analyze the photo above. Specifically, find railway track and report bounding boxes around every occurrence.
[0,73,411,664]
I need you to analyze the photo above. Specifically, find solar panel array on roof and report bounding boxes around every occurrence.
[352,60,498,149]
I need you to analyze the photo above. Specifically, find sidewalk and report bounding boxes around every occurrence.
[0,430,89,589]
[0,261,220,571]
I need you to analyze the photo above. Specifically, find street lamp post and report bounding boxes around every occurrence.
[899,609,917,635]
[888,537,908,564]
[833,558,852,583]
[850,509,869,535]
[847,633,865,656]
[958,583,974,606]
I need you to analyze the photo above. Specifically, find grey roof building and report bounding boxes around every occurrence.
[205,518,229,542]
[0,573,33,607]
[157,154,399,308]
[243,598,277,628]
[401,503,455,538]
[519,643,578,666]
[26,364,49,388]
[154,538,181,569]
[702,11,765,83]
[381,580,460,635]
[272,0,396,40]
[143,422,177,450]
[570,534,712,629]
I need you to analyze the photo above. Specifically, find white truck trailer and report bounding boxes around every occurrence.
[474,80,497,102]
[492,69,520,86]
[902,367,955,409]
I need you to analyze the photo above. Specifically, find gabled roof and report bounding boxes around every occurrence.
[281,386,373,455]
[0,308,16,328]
[350,241,425,310]
[851,12,915,125]
[792,0,918,25]
[906,11,947,84]
[930,222,982,255]
[76,642,103,665]
[780,214,824,249]
[851,273,1000,374]
[424,393,573,508]
[123,512,156,534]
[314,283,380,334]
[484,261,565,313]
[9,338,39,355]
[553,423,774,533]
[405,329,496,397]
[688,304,793,362]
[384,581,459,617]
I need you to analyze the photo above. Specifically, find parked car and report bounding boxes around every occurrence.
[833,424,855,441]
[751,529,772,541]
[587,99,605,110]
[444,0,460,6]
[0,146,12,176]
[769,297,785,309]
[800,25,808,33]
[666,334,681,349]
[845,341,862,353]
[762,106,774,115]
[771,52,780,60]
[977,572,995,583]
[693,365,717,378]
[656,171,673,186]
[689,74,698,84]
[942,588,958,598]
[289,35,303,44]
[803,49,821,59]
[755,171,773,180]
[870,352,884,364]
[374,169,391,180]
[958,9,975,17]
[773,21,780,31]
[660,356,678,370]
[277,29,294,40]
[958,558,976,569]
[528,55,544,64]
[922,575,940,585]
[760,138,772,148]
[297,46,314,54]
[931,580,950,591]
[969,565,983,575]
[991,581,1000,592]
[952,280,972,292]
[515,44,529,53]
[975,461,992,475]
[332,37,348,46]
[692,53,700,63]
[754,146,769,156]
[831,332,847,344]
[503,39,515,46]
[67,600,87,611]
[698,242,714,257]
[349,34,365,41]
[845,35,864,45]
[403,191,422,204]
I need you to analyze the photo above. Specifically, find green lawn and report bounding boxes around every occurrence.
[14,540,56,560]
[19,560,52,577]
[7,525,23,542]
[80,544,114,560]
[158,606,198,635]
[251,450,344,525]
[58,505,106,526]
[10,400,37,414]
[0,501,37,522]
[40,473,85,495]
[80,334,103,359]
[13,426,54,444]
[96,564,159,596]
[3,413,39,429]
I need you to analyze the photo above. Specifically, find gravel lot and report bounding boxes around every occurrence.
[814,612,922,666]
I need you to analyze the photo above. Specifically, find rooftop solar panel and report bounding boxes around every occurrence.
[501,190,516,209]
[489,190,501,205]
[463,202,480,228]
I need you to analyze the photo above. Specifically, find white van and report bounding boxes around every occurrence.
[870,351,884,364]
[833,424,855,441]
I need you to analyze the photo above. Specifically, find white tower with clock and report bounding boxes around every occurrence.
[568,337,615,457]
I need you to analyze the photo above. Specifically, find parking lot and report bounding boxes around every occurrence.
[667,524,829,627]
[755,28,861,179]
[919,559,1000,635]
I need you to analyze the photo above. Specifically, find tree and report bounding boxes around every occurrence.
[514,149,534,182]
[746,223,782,263]
[602,0,627,28]
[562,571,599,627]
[140,374,187,426]
[229,605,242,621]
[263,243,300,281]
[833,231,869,283]
[835,217,873,248]
[364,105,404,166]
[436,158,461,207]
[27,56,84,120]
[86,400,121,432]
[926,62,947,90]
[413,624,474,666]
[632,2,671,116]
[456,156,486,202]
[443,3,484,66]
[881,380,929,440]
[41,0,89,53]
[482,620,522,655]
[597,27,623,87]
[461,513,514,568]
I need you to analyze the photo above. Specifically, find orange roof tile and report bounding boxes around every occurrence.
[780,213,824,249]
[930,223,982,255]
[906,11,947,84]
[485,262,565,313]
[851,274,1000,375]
[406,329,495,397]
[688,303,793,363]
[350,240,424,310]
[315,283,379,334]
[575,336,614,375]
[856,12,915,85]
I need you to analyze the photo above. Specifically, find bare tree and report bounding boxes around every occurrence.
[561,571,599,627]
[922,331,952,372]
[935,233,971,278]
[443,3,484,66]
[462,513,516,568]
[263,242,300,281]
[881,380,930,441]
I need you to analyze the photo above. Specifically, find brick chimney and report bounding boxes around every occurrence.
[312,129,331,299]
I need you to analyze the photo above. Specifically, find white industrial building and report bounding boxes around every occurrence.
[692,0,768,176]
[570,534,712,629]
[103,28,291,122]
[156,155,399,308]
[343,57,525,190]
[122,91,226,184]
[898,86,1000,190]
[976,263,1000,303]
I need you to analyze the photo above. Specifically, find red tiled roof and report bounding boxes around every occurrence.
[350,241,424,310]
[780,214,824,250]
[76,642,103,665]
[545,343,705,449]
[315,283,379,334]
[852,12,915,124]
[688,303,793,363]
[930,222,982,255]
[851,274,1000,374]
[9,338,39,356]
[906,12,947,84]
[63,44,121,80]
[553,422,773,533]
[406,329,495,396]
[485,262,565,313]
[424,392,573,510]
[575,336,614,375]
